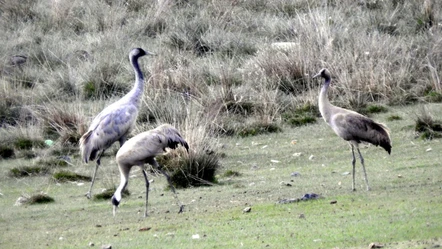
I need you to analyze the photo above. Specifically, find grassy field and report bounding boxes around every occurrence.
[1,103,441,248]
[1,0,442,248]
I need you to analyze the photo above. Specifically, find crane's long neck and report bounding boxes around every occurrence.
[127,55,145,106]
[318,76,332,123]
[114,169,128,203]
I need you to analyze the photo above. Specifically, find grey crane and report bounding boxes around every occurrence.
[111,124,188,217]
[313,68,392,191]
[79,48,153,199]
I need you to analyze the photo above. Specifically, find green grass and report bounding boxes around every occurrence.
[1,0,442,248]
[1,104,441,248]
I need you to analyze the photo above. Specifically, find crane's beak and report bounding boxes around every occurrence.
[146,51,156,56]
[113,205,117,217]
[312,72,321,79]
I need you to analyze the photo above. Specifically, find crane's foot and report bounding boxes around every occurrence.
[85,192,92,199]
[178,205,185,214]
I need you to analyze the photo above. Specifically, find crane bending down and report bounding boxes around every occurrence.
[112,124,189,217]
[313,68,391,191]
[79,48,153,199]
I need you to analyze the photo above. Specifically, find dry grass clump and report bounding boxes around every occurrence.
[9,165,50,178]
[52,170,91,183]
[93,187,130,201]
[31,103,86,145]
[414,106,442,140]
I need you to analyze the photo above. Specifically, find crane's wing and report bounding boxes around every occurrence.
[333,113,391,154]
[80,103,138,162]
[116,126,189,166]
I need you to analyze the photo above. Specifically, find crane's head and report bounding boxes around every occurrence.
[130,48,155,59]
[111,194,121,217]
[312,68,331,80]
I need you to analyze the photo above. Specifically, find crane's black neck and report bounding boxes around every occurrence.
[128,55,145,105]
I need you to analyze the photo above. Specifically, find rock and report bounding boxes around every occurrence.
[243,207,252,213]
[14,196,29,206]
[330,200,337,204]
[291,172,300,177]
[139,227,151,232]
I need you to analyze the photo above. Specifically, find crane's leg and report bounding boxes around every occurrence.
[141,167,150,218]
[86,153,103,199]
[356,148,370,191]
[351,145,357,191]
[153,160,184,213]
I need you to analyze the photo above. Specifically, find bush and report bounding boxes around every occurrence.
[9,166,50,177]
[158,151,220,189]
[223,170,241,177]
[93,187,130,201]
[52,170,92,182]
[414,108,442,140]
[283,103,319,127]
[28,194,55,205]
[0,145,15,159]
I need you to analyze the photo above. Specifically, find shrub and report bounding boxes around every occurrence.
[36,158,69,168]
[164,151,220,188]
[282,103,319,127]
[52,170,92,182]
[93,187,130,201]
[237,122,282,137]
[425,90,442,103]
[28,194,55,205]
[414,108,442,140]
[223,170,241,177]
[14,138,46,150]
[387,115,402,121]
[365,104,389,114]
[9,166,50,177]
[0,145,15,159]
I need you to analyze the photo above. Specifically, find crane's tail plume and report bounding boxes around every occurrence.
[79,130,94,163]
[365,120,392,154]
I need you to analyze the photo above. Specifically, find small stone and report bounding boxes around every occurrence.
[330,200,337,204]
[14,196,29,206]
[89,242,95,246]
[192,234,200,239]
[299,213,305,219]
[291,172,300,177]
[243,207,252,213]
[102,244,112,249]
[309,155,315,160]
[139,227,151,232]
[426,148,432,152]
[270,159,280,163]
